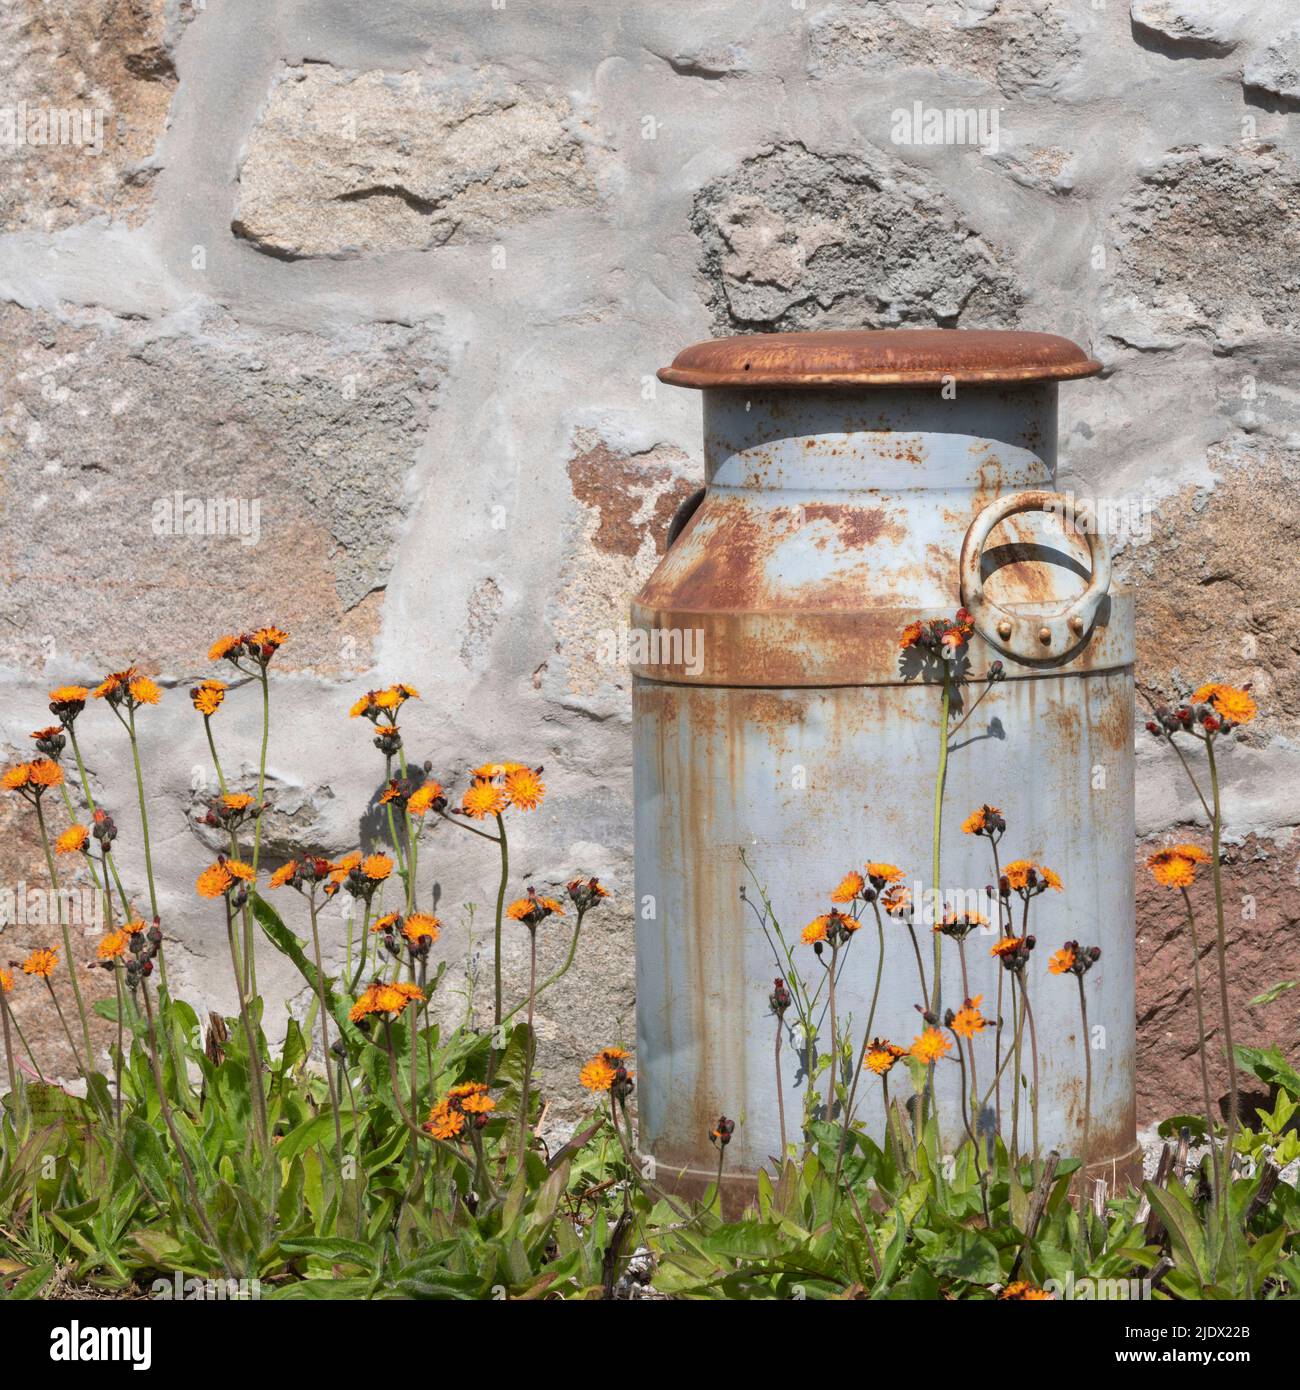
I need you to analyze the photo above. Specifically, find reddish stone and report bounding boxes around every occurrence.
[1136,833,1300,1126]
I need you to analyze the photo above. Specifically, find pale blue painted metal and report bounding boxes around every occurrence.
[632,368,1137,1192]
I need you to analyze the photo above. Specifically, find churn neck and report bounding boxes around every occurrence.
[660,328,1100,496]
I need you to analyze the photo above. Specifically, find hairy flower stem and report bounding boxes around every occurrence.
[994,966,1005,1135]
[950,1025,991,1225]
[245,668,272,999]
[112,971,125,1132]
[58,783,111,917]
[377,1020,471,1171]
[774,1013,788,1161]
[930,672,951,1018]
[66,725,128,934]
[4,997,44,1083]
[516,926,538,1169]
[348,905,373,996]
[34,799,93,1068]
[204,716,229,795]
[834,907,887,1185]
[224,896,268,1148]
[124,710,160,930]
[501,905,588,1025]
[957,939,980,1124]
[1022,981,1042,1187]
[1204,738,1239,1163]
[1009,974,1023,1165]
[306,889,345,1179]
[140,980,232,1276]
[396,746,418,914]
[1180,886,1221,1210]
[881,1075,907,1175]
[492,812,509,1029]
[337,1056,365,1239]
[905,922,929,1008]
[40,980,79,1074]
[989,841,1006,1132]
[825,939,840,1122]
[1075,974,1092,1209]
[0,990,15,1095]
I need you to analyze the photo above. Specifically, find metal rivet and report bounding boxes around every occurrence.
[997,620,1012,640]
[1069,615,1085,635]
[1038,626,1052,645]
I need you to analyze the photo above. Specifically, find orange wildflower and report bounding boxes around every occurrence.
[1146,844,1212,888]
[865,862,905,886]
[472,761,528,780]
[56,824,89,854]
[208,634,242,662]
[406,781,445,816]
[268,860,298,889]
[97,930,129,961]
[22,948,58,979]
[506,893,565,928]
[28,758,63,788]
[864,1039,906,1075]
[1000,1281,1054,1300]
[1003,860,1062,893]
[961,804,1002,835]
[1048,946,1077,975]
[424,1100,464,1139]
[580,1058,617,1091]
[503,766,545,811]
[191,679,227,716]
[48,684,89,712]
[402,913,441,944]
[911,1027,952,1065]
[950,996,987,1040]
[1,764,31,791]
[1191,683,1256,726]
[881,885,911,916]
[462,782,506,819]
[361,853,393,882]
[196,859,253,898]
[830,871,865,903]
[127,675,162,706]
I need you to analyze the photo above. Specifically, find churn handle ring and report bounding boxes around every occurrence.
[959,489,1112,662]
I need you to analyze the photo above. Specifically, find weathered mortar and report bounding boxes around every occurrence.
[0,0,1298,1129]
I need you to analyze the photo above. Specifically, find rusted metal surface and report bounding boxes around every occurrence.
[633,331,1135,1186]
[630,385,1131,686]
[658,328,1103,390]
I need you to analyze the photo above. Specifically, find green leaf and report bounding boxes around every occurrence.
[276,1110,356,1165]
[1157,1115,1209,1141]
[279,1236,376,1271]
[868,1209,908,1300]
[1,1261,55,1301]
[926,1228,1002,1285]
[1008,1165,1028,1231]
[1249,981,1296,1007]
[250,893,361,1046]
[1143,1181,1208,1282]
[1234,1045,1300,1100]
[270,1276,378,1300]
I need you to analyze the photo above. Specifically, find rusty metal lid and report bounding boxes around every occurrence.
[658,328,1102,390]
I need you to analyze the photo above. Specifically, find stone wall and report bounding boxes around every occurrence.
[1,0,1297,1129]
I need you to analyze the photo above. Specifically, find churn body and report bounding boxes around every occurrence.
[631,330,1137,1196]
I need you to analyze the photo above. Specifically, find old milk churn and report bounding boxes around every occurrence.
[632,329,1137,1199]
